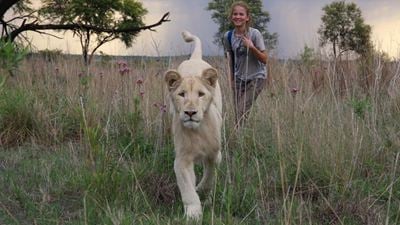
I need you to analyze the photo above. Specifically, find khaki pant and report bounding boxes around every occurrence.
[233,78,266,126]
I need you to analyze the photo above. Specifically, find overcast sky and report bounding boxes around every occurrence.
[29,0,400,59]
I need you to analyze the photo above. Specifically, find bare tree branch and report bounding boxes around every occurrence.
[5,10,37,24]
[6,12,170,42]
[30,29,63,39]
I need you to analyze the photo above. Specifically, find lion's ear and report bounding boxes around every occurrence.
[165,70,182,91]
[202,68,218,88]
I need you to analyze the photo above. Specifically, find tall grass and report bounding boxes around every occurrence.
[0,52,399,224]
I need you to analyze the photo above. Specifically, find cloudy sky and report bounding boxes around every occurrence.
[30,0,400,59]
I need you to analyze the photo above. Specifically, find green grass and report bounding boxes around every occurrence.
[0,55,399,224]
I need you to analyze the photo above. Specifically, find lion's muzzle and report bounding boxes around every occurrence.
[184,110,197,117]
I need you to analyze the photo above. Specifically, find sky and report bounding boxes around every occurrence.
[28,0,400,59]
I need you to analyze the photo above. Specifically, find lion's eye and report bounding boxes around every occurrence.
[199,91,205,97]
[178,92,185,97]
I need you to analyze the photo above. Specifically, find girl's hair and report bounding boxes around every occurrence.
[229,1,252,29]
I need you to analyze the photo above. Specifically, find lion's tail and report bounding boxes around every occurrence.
[182,31,202,60]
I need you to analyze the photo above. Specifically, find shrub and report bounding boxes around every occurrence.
[0,87,38,145]
[0,40,28,83]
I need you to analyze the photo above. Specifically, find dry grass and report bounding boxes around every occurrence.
[0,53,400,224]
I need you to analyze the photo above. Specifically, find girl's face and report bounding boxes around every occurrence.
[231,5,249,28]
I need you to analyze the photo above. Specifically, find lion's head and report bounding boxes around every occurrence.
[165,68,219,129]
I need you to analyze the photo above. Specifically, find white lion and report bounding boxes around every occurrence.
[164,31,222,220]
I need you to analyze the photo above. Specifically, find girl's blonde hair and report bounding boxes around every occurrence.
[228,1,252,29]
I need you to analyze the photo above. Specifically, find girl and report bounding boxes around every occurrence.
[224,1,268,127]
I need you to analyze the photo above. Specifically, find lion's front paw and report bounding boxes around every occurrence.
[185,204,202,220]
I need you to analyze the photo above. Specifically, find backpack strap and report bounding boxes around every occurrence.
[227,30,233,48]
[227,30,234,80]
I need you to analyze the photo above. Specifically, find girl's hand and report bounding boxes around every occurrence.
[241,35,254,49]
[240,34,267,64]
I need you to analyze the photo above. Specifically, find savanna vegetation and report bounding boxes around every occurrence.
[1,0,400,224]
[1,45,400,224]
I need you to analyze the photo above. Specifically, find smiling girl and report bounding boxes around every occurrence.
[224,1,268,127]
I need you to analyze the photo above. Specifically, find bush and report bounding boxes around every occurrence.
[0,40,28,78]
[0,87,38,145]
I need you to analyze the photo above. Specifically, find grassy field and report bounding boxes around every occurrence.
[0,53,399,224]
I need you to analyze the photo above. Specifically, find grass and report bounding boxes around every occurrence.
[0,53,399,224]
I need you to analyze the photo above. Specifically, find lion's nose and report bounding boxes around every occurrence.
[184,110,197,117]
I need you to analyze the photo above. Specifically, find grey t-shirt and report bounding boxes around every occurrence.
[224,27,267,81]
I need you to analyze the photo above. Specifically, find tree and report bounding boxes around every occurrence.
[207,0,277,50]
[318,1,372,59]
[40,0,144,64]
[299,44,316,68]
[0,0,170,64]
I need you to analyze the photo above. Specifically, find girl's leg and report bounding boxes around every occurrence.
[235,78,266,126]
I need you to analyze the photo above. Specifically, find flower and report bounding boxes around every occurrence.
[160,104,167,113]
[119,66,130,75]
[117,60,130,76]
[136,78,143,86]
[290,87,300,97]
[291,87,299,93]
[153,103,167,113]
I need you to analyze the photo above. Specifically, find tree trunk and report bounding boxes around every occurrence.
[333,41,337,59]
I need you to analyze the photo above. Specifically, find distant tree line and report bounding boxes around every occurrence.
[1,0,375,65]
